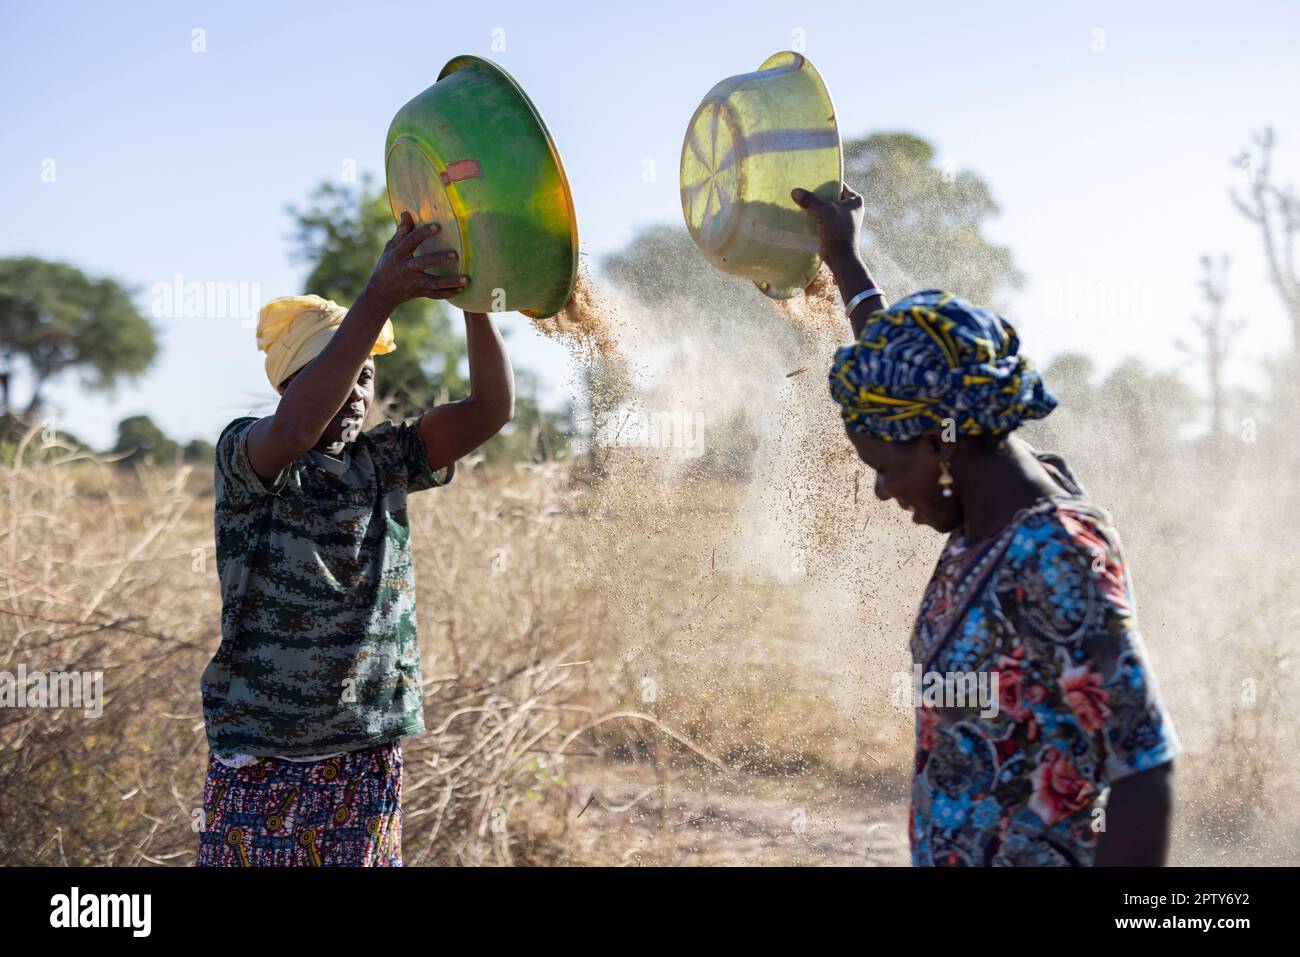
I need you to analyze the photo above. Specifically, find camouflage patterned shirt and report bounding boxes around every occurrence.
[201,415,452,757]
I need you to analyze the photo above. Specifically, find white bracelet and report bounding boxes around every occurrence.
[845,287,884,315]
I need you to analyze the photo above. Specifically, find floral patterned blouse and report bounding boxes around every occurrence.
[909,450,1179,866]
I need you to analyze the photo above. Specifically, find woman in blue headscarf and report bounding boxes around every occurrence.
[791,185,1180,867]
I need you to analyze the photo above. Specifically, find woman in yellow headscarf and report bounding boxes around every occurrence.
[198,211,516,867]
[256,293,396,397]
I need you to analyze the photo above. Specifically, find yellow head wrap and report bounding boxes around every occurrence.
[256,294,397,390]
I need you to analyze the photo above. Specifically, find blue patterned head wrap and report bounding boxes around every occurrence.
[828,290,1056,442]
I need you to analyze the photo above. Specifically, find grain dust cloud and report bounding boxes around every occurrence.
[520,245,1300,866]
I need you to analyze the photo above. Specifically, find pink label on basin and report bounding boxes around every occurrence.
[440,159,483,185]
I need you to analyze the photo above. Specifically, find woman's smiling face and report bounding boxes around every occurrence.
[846,425,963,534]
[279,357,377,449]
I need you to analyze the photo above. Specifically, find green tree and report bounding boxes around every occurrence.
[1099,357,1200,447]
[1022,351,1200,477]
[0,257,157,416]
[1037,352,1099,417]
[601,132,1024,477]
[845,132,1023,306]
[184,438,215,462]
[604,223,759,311]
[113,414,178,465]
[606,131,1023,314]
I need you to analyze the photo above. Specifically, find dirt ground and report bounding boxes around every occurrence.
[566,765,911,866]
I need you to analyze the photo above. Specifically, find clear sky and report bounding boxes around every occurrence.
[2,0,1296,447]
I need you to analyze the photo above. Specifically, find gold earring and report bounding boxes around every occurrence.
[938,462,954,498]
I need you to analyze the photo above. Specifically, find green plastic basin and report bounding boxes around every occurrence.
[385,56,578,319]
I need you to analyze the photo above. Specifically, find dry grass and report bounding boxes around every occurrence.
[0,409,1296,866]
[0,423,620,866]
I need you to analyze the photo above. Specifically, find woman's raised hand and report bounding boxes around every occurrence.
[363,210,469,311]
[791,184,865,268]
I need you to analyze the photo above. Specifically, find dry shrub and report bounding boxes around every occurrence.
[0,423,619,866]
[1,391,1295,866]
[0,426,213,865]
[398,459,614,865]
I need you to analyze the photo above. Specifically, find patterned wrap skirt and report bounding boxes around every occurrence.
[197,740,402,867]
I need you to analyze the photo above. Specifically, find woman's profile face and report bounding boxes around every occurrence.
[846,426,963,534]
